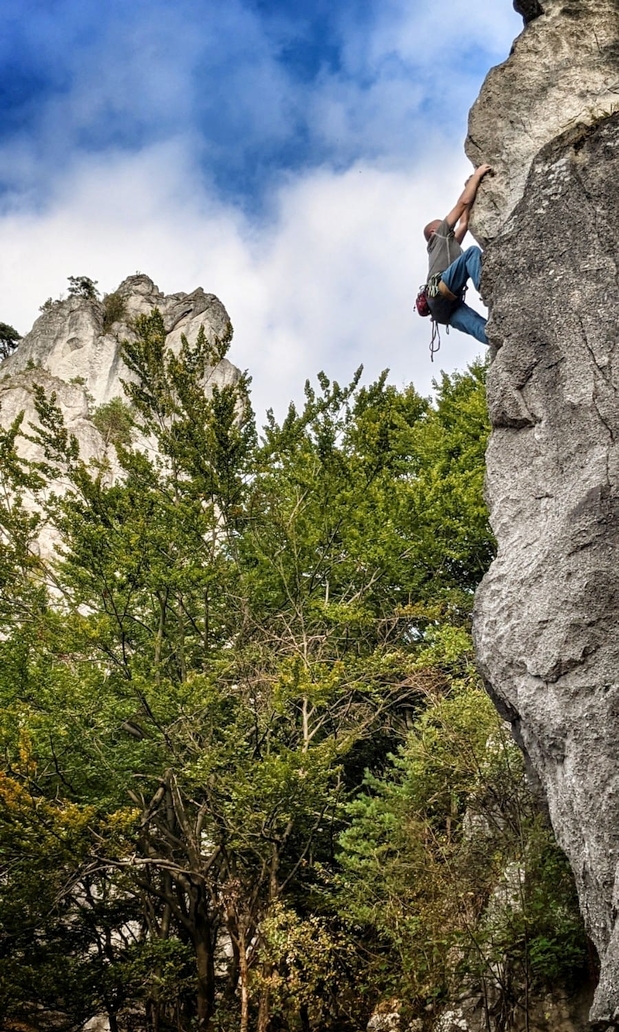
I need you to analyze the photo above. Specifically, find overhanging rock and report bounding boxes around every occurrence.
[466,0,619,245]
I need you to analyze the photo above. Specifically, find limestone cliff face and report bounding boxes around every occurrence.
[0,273,238,460]
[0,275,239,552]
[473,4,619,1029]
[467,0,619,244]
[2,273,237,405]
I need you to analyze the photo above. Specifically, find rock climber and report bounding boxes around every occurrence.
[423,163,493,344]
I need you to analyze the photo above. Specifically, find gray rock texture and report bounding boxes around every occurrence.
[473,64,619,1032]
[466,0,619,244]
[434,986,592,1032]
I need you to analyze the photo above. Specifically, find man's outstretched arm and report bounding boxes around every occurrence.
[445,163,493,230]
[454,207,469,244]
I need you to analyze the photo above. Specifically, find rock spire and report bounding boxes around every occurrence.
[0,275,240,554]
[472,3,619,1028]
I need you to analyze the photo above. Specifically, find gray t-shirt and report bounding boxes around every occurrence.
[427,218,462,279]
[426,218,462,324]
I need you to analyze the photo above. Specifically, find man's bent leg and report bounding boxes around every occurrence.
[441,246,483,295]
[448,302,488,344]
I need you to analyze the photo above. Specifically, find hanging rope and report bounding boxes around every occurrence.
[430,318,441,362]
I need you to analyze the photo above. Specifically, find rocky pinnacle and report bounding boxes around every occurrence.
[472,3,619,1028]
[0,275,240,555]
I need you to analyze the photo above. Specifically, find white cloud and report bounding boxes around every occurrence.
[0,140,487,423]
[0,3,521,424]
[0,0,521,206]
[360,0,522,67]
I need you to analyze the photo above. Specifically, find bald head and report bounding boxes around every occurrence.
[424,219,442,242]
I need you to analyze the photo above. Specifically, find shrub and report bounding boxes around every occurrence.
[67,276,100,301]
[102,292,126,333]
[0,323,21,360]
[91,397,134,449]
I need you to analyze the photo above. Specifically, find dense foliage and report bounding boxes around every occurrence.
[67,275,100,301]
[0,321,21,360]
[0,311,587,1032]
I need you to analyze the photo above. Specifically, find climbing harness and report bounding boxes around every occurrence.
[416,225,469,360]
[414,275,467,362]
[415,274,444,362]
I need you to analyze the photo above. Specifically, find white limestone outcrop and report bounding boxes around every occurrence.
[466,0,619,244]
[0,275,240,553]
[1,273,238,409]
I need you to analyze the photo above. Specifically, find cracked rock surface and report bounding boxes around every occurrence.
[466,0,619,244]
[474,106,619,1031]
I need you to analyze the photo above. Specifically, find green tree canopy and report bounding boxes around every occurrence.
[67,275,100,300]
[0,322,21,360]
[0,312,586,1032]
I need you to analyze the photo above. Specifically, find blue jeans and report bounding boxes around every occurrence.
[440,246,488,345]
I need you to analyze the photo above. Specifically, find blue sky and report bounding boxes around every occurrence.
[0,0,522,416]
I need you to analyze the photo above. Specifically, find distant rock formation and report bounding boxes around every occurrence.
[472,4,619,1029]
[0,273,239,464]
[0,275,240,554]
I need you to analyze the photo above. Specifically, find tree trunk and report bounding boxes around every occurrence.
[195,937,214,1030]
[300,1003,311,1032]
[238,929,250,1032]
[107,1008,120,1032]
[257,981,270,1032]
[194,915,216,1032]
[145,998,159,1032]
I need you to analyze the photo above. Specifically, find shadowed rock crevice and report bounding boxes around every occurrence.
[514,0,544,23]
